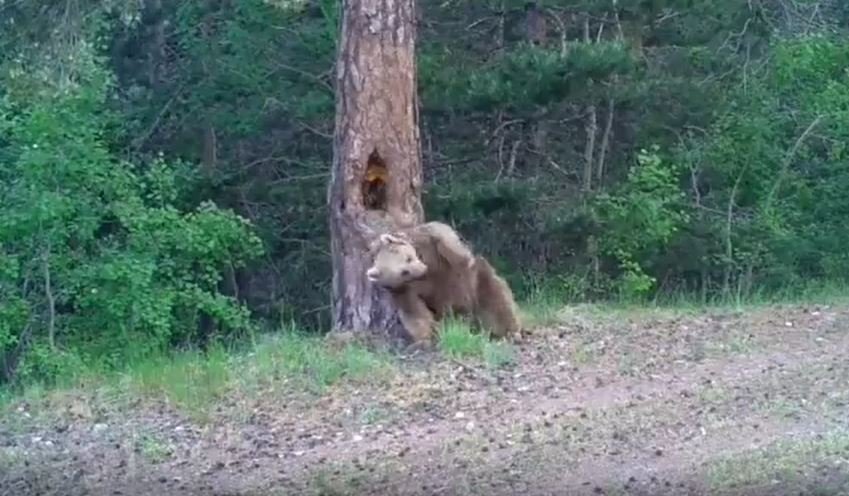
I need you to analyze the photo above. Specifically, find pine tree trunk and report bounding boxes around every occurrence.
[328,0,424,342]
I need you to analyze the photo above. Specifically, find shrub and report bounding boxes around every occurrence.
[0,41,263,384]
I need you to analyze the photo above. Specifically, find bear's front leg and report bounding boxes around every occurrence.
[395,291,437,345]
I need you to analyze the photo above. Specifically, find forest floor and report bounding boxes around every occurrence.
[2,302,849,495]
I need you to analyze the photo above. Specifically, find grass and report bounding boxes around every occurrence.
[303,459,408,496]
[646,278,849,312]
[437,317,516,369]
[242,328,394,391]
[0,316,518,424]
[510,278,849,345]
[706,430,849,494]
[3,278,848,422]
[125,344,232,416]
[122,327,395,420]
[358,404,394,425]
[520,286,569,328]
[134,431,173,463]
[1,325,396,423]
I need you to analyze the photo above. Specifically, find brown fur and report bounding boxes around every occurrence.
[366,221,521,344]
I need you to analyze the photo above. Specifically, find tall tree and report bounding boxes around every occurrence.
[328,0,424,341]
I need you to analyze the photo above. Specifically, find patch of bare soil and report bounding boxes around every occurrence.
[2,304,849,496]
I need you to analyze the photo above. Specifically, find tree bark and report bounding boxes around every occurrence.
[582,14,596,193]
[328,0,424,342]
[144,0,165,90]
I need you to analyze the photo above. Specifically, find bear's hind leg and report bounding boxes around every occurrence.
[474,259,522,339]
[476,302,520,339]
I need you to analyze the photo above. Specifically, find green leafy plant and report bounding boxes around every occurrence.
[0,41,263,385]
[593,146,689,299]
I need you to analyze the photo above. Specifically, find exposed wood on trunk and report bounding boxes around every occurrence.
[596,97,615,185]
[202,125,218,171]
[328,0,424,342]
[145,0,165,90]
[582,14,597,193]
[583,105,597,192]
[42,244,56,351]
[545,9,570,56]
[524,2,547,46]
[497,0,506,50]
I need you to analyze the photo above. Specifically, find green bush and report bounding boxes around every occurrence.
[593,145,690,299]
[0,42,263,384]
[669,36,849,292]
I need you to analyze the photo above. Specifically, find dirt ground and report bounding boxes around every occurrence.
[2,303,849,496]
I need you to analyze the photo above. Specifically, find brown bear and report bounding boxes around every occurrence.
[365,221,521,344]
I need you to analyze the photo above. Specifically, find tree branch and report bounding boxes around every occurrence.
[764,114,823,212]
[596,97,615,185]
[42,244,56,350]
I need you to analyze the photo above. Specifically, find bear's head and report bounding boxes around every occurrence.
[366,233,428,289]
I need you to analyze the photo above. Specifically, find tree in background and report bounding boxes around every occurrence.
[328,0,425,342]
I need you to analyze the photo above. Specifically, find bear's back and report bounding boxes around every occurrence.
[407,232,476,317]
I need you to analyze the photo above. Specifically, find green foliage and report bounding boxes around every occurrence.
[673,36,849,291]
[422,42,634,113]
[0,40,262,384]
[133,0,339,329]
[593,146,689,298]
[438,319,486,359]
[438,318,515,369]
